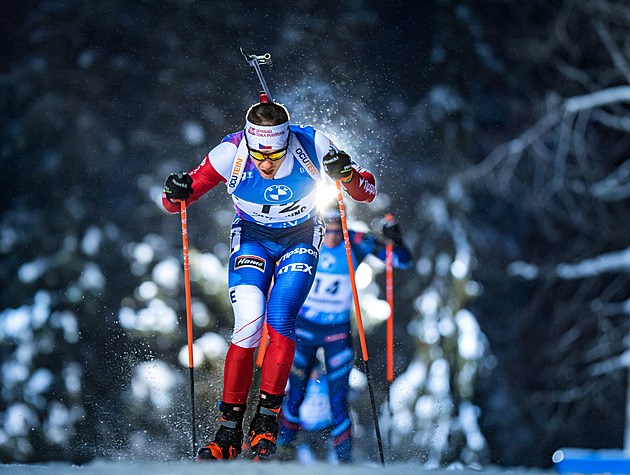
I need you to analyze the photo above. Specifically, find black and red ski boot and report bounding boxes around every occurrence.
[198,402,246,461]
[249,391,284,462]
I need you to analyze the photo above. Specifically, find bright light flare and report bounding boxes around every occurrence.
[316,180,339,213]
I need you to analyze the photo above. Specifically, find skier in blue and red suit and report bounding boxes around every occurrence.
[161,101,376,460]
[277,208,412,463]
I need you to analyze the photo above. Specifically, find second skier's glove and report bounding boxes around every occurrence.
[382,218,404,246]
[323,150,353,182]
[164,172,193,202]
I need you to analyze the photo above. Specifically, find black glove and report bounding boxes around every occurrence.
[382,218,404,246]
[323,150,353,182]
[164,172,193,202]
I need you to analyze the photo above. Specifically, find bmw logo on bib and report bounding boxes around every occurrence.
[319,253,335,271]
[264,184,293,202]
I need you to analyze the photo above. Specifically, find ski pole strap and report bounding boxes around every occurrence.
[288,133,320,180]
[226,139,249,195]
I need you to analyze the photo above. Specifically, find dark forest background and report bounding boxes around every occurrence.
[3,0,630,468]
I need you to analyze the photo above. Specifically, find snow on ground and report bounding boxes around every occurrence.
[0,460,554,475]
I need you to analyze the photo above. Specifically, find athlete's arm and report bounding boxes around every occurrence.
[314,131,377,203]
[339,163,377,203]
[162,139,235,213]
[351,231,413,269]
[385,240,413,269]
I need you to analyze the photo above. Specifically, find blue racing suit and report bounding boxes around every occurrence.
[163,125,377,404]
[279,230,412,462]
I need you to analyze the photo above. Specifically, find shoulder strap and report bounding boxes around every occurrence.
[226,137,249,195]
[288,128,321,180]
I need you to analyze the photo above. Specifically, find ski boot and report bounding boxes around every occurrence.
[249,391,284,462]
[334,438,353,464]
[198,402,246,461]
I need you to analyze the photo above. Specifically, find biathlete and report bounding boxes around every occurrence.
[277,209,412,463]
[161,101,376,460]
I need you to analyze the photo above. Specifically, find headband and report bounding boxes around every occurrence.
[245,120,290,151]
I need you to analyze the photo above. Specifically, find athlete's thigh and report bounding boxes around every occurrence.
[228,222,275,291]
[266,244,319,339]
[227,228,275,348]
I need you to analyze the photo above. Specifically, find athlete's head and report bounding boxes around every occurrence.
[323,207,341,226]
[246,102,290,126]
[244,102,291,180]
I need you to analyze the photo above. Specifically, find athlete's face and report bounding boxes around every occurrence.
[251,153,287,179]
[324,222,343,248]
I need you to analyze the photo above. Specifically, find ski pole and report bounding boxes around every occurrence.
[180,200,197,459]
[385,214,394,456]
[385,215,394,383]
[335,180,385,465]
[256,323,269,368]
[240,47,274,103]
[255,278,274,368]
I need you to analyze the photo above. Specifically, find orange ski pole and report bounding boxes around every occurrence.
[255,279,274,368]
[256,323,269,368]
[335,180,385,465]
[385,214,395,384]
[384,213,394,456]
[180,201,197,458]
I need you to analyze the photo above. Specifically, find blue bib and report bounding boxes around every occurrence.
[232,125,322,228]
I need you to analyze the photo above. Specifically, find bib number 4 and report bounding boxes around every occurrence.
[312,278,340,295]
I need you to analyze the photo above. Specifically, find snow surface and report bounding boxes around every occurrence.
[0,460,554,475]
